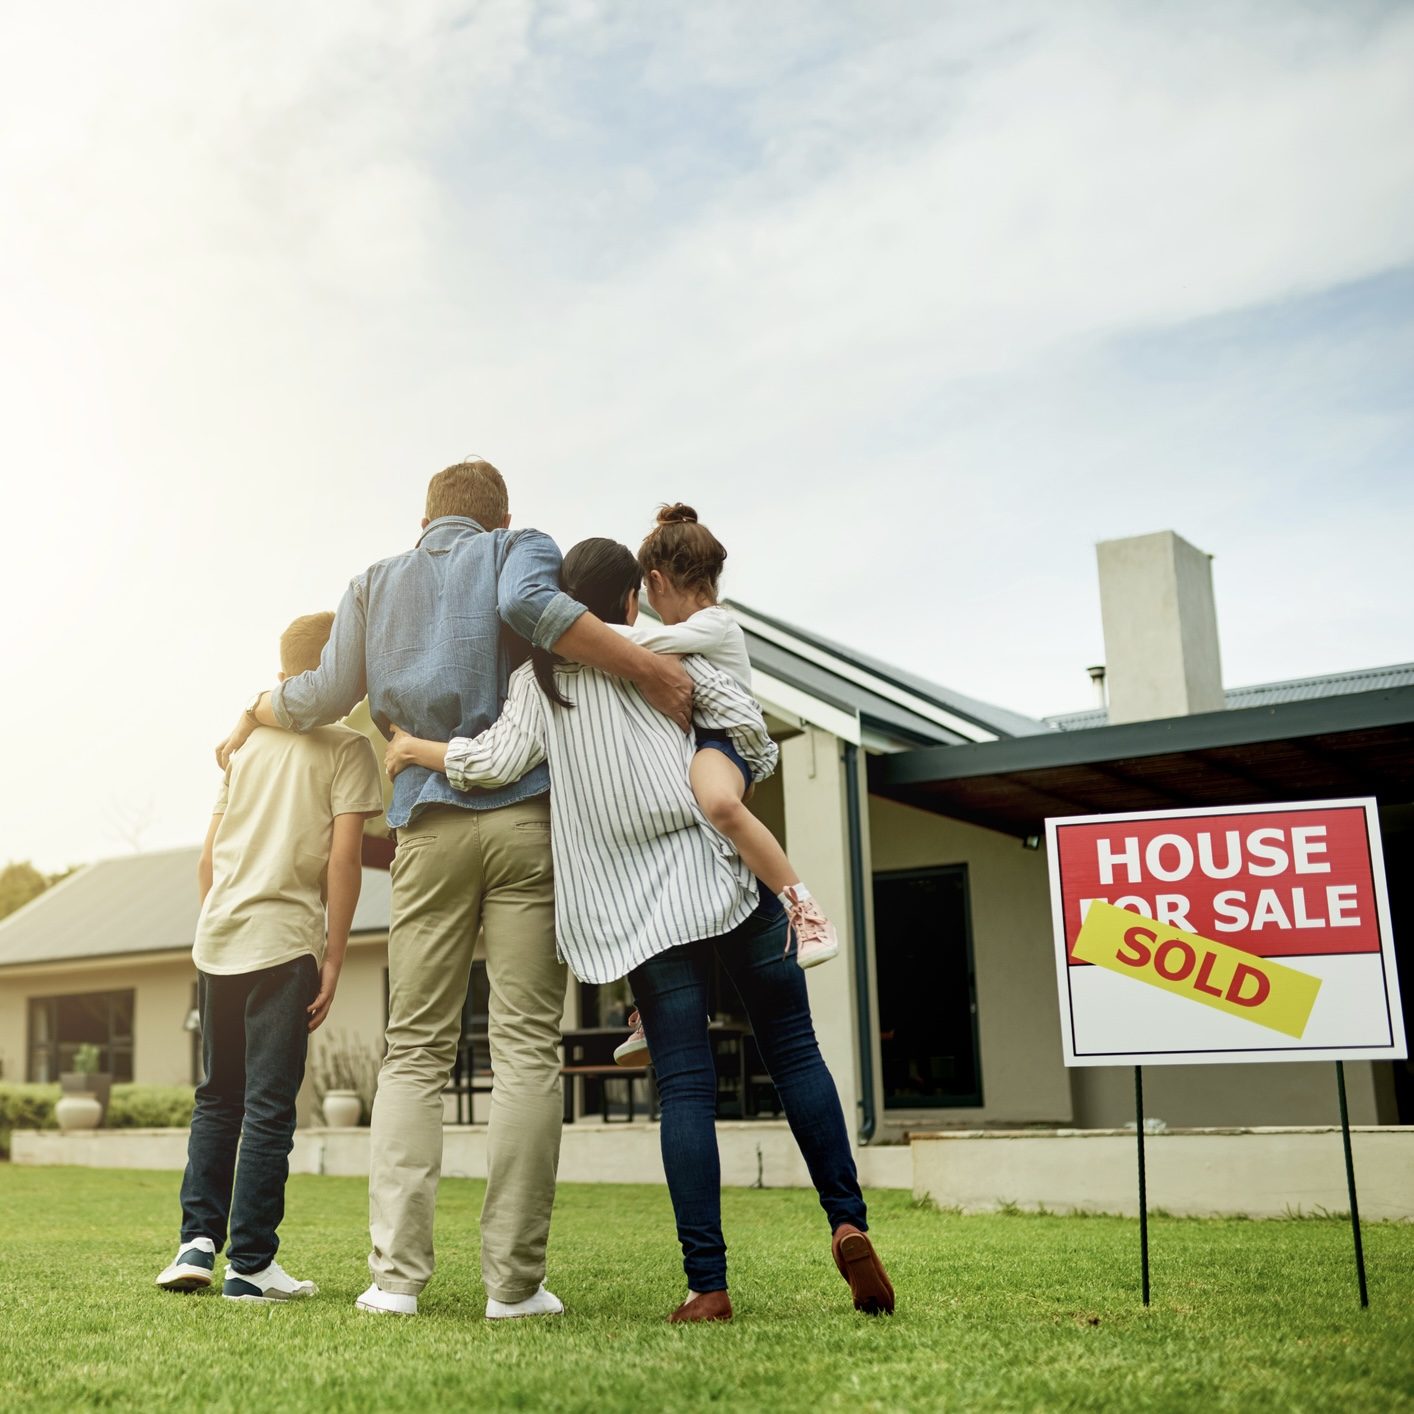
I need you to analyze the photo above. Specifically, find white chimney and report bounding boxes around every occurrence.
[1096,530,1224,725]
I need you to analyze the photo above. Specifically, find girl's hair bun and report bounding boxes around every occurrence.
[656,502,698,526]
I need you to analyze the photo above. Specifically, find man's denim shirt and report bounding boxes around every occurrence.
[273,516,585,827]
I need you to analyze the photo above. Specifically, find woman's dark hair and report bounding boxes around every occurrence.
[532,538,642,707]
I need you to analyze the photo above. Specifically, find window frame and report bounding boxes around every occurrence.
[26,988,137,1083]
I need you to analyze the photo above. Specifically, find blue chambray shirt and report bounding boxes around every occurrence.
[272,516,586,827]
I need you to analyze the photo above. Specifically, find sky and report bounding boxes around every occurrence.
[2,0,1412,872]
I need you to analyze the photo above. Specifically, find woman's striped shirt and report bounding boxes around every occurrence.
[443,656,780,983]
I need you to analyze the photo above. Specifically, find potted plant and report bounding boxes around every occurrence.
[56,1043,111,1131]
[310,1032,380,1128]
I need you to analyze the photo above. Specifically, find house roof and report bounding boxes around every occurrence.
[871,684,1414,838]
[727,600,1050,747]
[1045,662,1414,731]
[0,848,392,970]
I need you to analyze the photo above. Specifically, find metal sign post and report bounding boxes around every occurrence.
[1135,1065,1150,1307]
[1334,1061,1370,1308]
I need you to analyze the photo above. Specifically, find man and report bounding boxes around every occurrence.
[215,458,691,1319]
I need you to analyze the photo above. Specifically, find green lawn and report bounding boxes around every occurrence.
[0,1167,1409,1412]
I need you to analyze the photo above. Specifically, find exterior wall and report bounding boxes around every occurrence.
[0,956,197,1086]
[1068,1058,1386,1129]
[780,728,873,1141]
[866,796,1072,1134]
[0,937,393,1105]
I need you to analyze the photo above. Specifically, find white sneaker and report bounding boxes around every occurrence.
[485,1284,565,1320]
[222,1259,318,1303]
[156,1236,216,1291]
[355,1282,418,1316]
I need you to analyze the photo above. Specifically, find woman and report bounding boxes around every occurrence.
[386,538,894,1323]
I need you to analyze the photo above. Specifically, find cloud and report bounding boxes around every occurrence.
[1,1,1411,868]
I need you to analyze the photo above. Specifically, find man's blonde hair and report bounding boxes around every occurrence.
[280,612,335,676]
[426,457,509,527]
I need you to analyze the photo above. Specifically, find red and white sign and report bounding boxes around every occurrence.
[1047,798,1406,1066]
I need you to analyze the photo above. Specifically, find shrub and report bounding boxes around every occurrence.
[0,1083,60,1158]
[309,1032,382,1124]
[106,1085,195,1130]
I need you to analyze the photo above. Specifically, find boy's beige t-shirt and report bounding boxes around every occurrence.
[194,724,384,976]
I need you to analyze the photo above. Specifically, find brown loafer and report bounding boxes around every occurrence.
[668,1290,733,1323]
[832,1224,895,1315]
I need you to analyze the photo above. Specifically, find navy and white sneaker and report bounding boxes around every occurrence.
[222,1260,318,1303]
[156,1237,217,1292]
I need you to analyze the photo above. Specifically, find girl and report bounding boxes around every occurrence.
[607,504,838,1065]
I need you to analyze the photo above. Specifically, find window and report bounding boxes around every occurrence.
[27,990,135,1082]
[874,866,982,1108]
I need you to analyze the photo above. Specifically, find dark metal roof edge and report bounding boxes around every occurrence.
[871,685,1414,789]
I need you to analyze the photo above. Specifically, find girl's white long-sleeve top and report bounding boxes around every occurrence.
[442,655,779,983]
[610,605,753,690]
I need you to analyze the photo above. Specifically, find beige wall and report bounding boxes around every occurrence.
[866,795,1072,1135]
[0,936,394,1102]
[1069,1057,1386,1128]
[780,728,872,1139]
[0,955,197,1086]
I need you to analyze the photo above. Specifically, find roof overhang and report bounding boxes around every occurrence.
[869,685,1414,838]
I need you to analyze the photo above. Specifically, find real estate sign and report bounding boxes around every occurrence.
[1047,798,1407,1066]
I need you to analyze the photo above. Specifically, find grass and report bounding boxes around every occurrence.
[0,1167,1410,1412]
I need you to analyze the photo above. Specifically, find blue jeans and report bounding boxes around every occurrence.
[629,898,867,1293]
[180,955,317,1274]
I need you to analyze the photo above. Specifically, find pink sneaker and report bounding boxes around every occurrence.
[614,1011,651,1068]
[782,888,839,969]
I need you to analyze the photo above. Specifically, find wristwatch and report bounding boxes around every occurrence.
[243,691,264,725]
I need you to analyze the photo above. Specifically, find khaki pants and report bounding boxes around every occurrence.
[368,797,565,1302]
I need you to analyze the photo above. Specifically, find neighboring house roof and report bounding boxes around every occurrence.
[0,848,392,970]
[726,600,1051,747]
[1045,663,1414,731]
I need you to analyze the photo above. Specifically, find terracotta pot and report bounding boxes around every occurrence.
[55,1094,103,1131]
[322,1091,362,1128]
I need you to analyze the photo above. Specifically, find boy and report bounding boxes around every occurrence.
[156,612,384,1302]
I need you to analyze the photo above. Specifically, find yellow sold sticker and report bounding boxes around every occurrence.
[1073,902,1322,1039]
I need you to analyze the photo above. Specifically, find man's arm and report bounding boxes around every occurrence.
[498,530,692,731]
[215,578,368,769]
[554,616,692,731]
[684,657,780,783]
[196,814,221,904]
[308,811,368,1033]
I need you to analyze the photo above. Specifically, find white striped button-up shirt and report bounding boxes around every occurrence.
[443,655,780,983]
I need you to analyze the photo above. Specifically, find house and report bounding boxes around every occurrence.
[2,530,1409,1149]
[0,851,394,1104]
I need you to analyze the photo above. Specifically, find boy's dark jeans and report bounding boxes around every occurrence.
[629,899,868,1294]
[180,954,317,1274]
